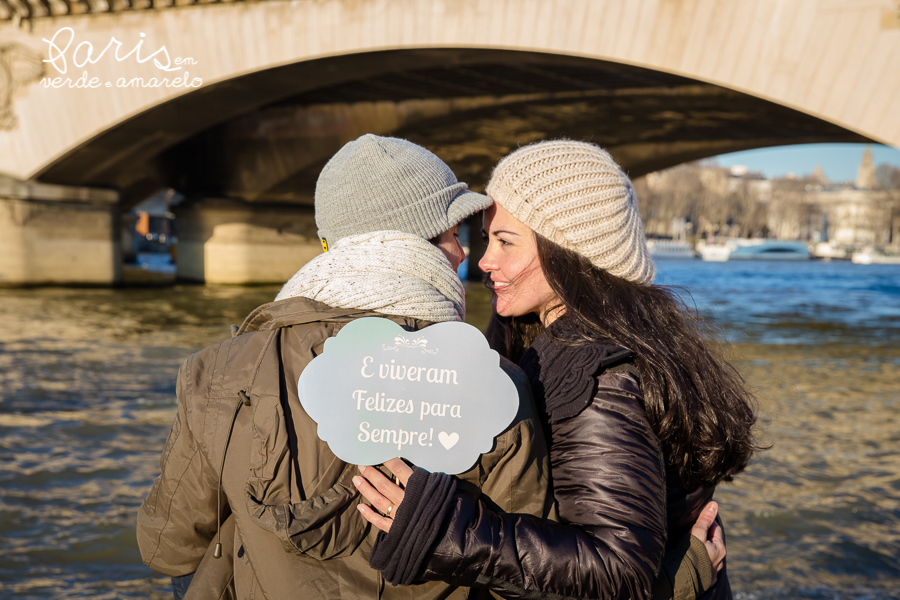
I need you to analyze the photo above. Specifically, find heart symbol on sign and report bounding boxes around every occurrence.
[438,431,459,450]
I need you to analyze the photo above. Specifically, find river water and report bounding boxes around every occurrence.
[1,260,898,599]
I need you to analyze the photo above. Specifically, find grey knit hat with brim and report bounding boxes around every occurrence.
[315,134,492,247]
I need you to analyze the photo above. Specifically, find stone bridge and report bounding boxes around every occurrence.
[1,0,899,284]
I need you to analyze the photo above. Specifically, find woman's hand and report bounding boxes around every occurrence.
[691,501,726,586]
[353,458,414,533]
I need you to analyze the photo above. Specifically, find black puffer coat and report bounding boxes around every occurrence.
[417,366,668,600]
[372,324,728,600]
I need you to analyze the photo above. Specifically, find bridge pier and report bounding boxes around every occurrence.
[0,181,121,286]
[174,198,321,284]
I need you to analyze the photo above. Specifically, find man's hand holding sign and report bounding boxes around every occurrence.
[297,317,521,528]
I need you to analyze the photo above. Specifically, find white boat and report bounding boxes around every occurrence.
[851,247,900,265]
[729,240,810,260]
[696,239,737,262]
[647,239,696,259]
[813,242,853,260]
[697,242,732,262]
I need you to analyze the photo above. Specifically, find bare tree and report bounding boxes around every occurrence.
[875,164,900,246]
[875,164,900,190]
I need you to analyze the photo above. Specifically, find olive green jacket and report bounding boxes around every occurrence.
[136,297,553,600]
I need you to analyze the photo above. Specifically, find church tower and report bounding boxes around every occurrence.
[855,145,877,189]
[811,163,829,185]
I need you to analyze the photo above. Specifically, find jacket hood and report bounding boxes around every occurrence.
[237,296,365,335]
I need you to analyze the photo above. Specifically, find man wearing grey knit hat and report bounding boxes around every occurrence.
[273,134,492,320]
[138,134,550,600]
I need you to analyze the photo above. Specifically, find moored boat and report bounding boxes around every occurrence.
[813,242,854,261]
[696,239,811,261]
[728,240,810,260]
[648,239,696,259]
[697,240,733,262]
[851,247,900,265]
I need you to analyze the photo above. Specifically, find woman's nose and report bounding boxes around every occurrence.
[478,247,495,273]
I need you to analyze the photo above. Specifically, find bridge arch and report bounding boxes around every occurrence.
[34,47,872,202]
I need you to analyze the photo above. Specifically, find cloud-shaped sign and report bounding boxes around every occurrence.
[297,317,520,474]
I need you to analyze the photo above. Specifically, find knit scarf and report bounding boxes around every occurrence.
[519,319,632,423]
[275,231,465,323]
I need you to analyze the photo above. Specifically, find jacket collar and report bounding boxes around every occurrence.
[519,319,629,423]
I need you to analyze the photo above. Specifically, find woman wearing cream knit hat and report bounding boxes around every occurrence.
[358,140,760,600]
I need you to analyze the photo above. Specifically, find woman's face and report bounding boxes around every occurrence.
[433,224,466,271]
[478,203,558,323]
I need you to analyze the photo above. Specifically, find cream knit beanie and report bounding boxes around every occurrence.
[486,140,655,284]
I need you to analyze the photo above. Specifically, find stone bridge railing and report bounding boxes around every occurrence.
[0,0,269,21]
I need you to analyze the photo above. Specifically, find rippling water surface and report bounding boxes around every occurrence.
[1,260,898,599]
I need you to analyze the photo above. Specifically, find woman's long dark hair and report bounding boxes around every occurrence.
[487,235,761,492]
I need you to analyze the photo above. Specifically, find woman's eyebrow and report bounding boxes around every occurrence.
[484,228,521,237]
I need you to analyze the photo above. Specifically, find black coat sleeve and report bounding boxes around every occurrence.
[419,371,668,600]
